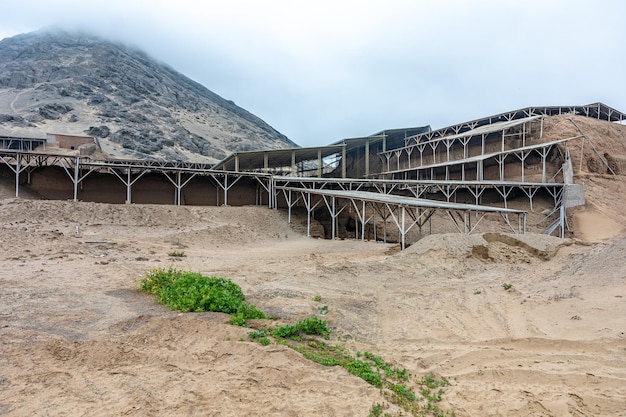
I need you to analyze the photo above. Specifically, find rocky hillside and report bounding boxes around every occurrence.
[0,29,297,162]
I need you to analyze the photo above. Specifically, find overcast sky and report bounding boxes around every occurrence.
[1,0,625,147]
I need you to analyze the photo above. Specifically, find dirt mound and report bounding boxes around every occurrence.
[545,115,626,176]
[0,198,299,249]
[3,315,382,417]
[403,232,572,264]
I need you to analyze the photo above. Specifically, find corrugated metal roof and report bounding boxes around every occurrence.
[382,135,579,174]
[212,145,344,171]
[276,186,525,213]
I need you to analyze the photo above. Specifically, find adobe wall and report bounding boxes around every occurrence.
[10,166,264,206]
[52,135,95,150]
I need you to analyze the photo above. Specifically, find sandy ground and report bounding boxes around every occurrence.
[0,176,625,416]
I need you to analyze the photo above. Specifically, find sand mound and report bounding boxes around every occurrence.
[403,232,572,264]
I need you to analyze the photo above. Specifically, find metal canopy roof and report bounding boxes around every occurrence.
[382,135,579,175]
[405,102,625,144]
[329,125,431,149]
[215,125,432,171]
[276,186,525,213]
[212,145,345,171]
[436,115,542,142]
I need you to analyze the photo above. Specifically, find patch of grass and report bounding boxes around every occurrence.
[369,403,385,417]
[313,295,322,302]
[288,341,353,367]
[257,337,271,346]
[167,250,186,257]
[139,268,265,325]
[502,283,513,291]
[272,316,331,340]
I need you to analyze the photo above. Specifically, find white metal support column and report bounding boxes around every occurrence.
[163,171,198,205]
[108,167,148,204]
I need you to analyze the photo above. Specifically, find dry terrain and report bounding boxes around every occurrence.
[0,173,625,416]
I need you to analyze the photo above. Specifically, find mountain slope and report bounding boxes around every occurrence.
[0,29,297,162]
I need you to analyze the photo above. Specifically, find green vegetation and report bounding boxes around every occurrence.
[167,250,186,257]
[271,316,331,340]
[369,403,385,417]
[139,268,265,325]
[248,321,454,416]
[313,294,322,302]
[141,268,454,416]
[502,283,513,291]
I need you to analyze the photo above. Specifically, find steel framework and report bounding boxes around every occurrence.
[274,185,526,249]
[0,150,273,206]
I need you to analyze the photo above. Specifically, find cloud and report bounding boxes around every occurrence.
[1,0,625,146]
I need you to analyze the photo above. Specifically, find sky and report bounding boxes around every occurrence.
[1,0,625,147]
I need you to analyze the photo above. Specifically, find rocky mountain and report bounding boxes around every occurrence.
[0,29,297,162]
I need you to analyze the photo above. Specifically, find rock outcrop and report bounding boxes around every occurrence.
[0,29,297,162]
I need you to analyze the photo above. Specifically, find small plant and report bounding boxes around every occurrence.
[167,250,186,257]
[247,329,266,339]
[313,295,322,302]
[257,337,271,346]
[272,316,331,340]
[473,290,482,295]
[317,305,329,314]
[369,402,385,417]
[502,283,512,291]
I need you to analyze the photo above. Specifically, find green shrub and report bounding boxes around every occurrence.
[272,316,331,340]
[272,323,300,339]
[139,268,265,325]
[297,316,331,337]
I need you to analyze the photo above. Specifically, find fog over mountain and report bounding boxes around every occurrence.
[0,29,297,162]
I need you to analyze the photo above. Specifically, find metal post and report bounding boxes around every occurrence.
[361,200,366,241]
[223,174,228,206]
[176,172,181,205]
[15,155,20,198]
[331,196,336,239]
[307,193,311,237]
[73,156,80,202]
[401,206,405,250]
[126,168,131,204]
[287,189,292,223]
